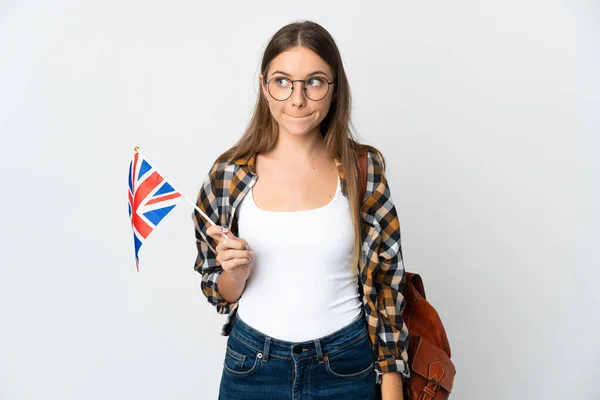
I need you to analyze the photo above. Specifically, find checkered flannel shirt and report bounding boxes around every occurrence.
[192,150,410,379]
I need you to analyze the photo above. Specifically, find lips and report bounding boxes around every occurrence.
[287,113,312,119]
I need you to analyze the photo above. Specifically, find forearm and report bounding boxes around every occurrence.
[380,372,404,400]
[217,269,247,303]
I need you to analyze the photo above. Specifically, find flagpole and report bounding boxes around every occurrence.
[134,146,229,239]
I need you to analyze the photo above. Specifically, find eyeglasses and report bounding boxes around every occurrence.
[264,76,336,101]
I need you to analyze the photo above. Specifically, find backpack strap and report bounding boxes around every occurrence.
[356,150,368,201]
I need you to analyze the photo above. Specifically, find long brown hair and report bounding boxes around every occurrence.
[214,20,384,276]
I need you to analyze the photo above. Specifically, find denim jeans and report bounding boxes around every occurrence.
[218,311,378,400]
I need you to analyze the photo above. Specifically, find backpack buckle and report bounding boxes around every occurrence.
[427,377,442,387]
[375,369,383,384]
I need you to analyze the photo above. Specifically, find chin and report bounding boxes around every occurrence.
[282,124,316,136]
[279,118,322,136]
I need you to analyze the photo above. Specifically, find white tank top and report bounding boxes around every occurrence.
[235,175,363,342]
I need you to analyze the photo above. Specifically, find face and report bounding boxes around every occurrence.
[260,46,336,137]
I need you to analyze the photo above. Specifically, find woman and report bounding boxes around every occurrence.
[192,20,409,400]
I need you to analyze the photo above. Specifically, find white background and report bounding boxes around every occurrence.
[1,1,598,399]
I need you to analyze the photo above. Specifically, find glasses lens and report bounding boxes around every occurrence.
[268,77,292,100]
[304,77,329,101]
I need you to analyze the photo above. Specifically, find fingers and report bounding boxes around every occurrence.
[224,256,253,269]
[217,249,254,272]
[217,248,254,262]
[206,225,234,241]
[207,225,254,265]
[217,237,250,252]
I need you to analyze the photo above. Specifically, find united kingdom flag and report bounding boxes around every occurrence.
[128,149,182,271]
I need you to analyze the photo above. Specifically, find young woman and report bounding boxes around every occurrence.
[192,21,409,400]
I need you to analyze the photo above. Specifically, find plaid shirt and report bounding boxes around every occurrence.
[192,150,410,380]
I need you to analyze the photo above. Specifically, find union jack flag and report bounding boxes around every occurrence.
[128,149,182,271]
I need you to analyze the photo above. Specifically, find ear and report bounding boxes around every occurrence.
[259,74,268,98]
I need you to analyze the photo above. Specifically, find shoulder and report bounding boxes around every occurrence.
[360,147,387,183]
[361,147,394,207]
[201,153,255,196]
[208,152,254,178]
[367,149,385,167]
[208,160,231,178]
[355,143,385,169]
[205,158,241,184]
[198,161,233,199]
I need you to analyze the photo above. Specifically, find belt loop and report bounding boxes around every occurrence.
[262,337,271,362]
[314,339,324,362]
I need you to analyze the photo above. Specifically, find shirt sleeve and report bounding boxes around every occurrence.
[363,151,410,378]
[191,163,236,315]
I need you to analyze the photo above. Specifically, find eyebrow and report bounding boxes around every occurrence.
[270,70,330,79]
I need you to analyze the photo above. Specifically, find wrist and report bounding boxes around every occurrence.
[380,371,404,400]
[219,269,247,302]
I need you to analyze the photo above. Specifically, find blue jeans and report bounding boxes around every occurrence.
[218,311,378,400]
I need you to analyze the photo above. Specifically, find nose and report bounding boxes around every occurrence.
[289,81,307,107]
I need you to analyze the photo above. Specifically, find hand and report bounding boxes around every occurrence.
[205,225,254,283]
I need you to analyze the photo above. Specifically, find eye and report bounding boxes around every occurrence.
[307,77,326,87]
[273,77,291,87]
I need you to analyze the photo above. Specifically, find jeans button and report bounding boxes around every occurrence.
[292,344,303,354]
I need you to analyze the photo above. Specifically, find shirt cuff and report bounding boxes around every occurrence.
[375,356,410,381]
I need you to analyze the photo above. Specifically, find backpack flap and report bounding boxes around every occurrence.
[411,335,456,393]
[406,272,426,299]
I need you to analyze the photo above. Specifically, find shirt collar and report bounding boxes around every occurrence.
[233,153,257,175]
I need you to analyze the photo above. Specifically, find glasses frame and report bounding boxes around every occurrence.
[263,76,336,102]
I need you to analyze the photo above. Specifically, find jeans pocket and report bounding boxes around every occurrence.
[324,332,375,379]
[223,334,262,377]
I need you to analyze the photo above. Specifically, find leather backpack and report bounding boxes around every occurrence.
[357,151,456,400]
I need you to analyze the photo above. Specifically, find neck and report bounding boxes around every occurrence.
[269,126,327,163]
